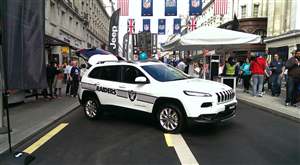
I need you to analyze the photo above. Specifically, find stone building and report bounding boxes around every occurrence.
[45,0,111,64]
[264,0,300,60]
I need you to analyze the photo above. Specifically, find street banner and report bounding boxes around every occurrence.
[117,0,129,16]
[189,0,202,16]
[122,33,129,59]
[3,0,47,89]
[165,0,177,16]
[127,19,135,34]
[143,19,151,32]
[214,0,228,15]
[108,9,120,55]
[132,34,138,55]
[151,33,158,55]
[173,18,181,34]
[141,0,153,16]
[158,19,166,35]
[188,16,197,31]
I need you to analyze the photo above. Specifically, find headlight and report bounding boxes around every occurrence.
[183,90,212,97]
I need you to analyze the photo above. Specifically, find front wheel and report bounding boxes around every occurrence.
[156,104,185,133]
[84,97,101,120]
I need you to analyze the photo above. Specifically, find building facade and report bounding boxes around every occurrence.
[197,0,268,61]
[45,0,111,64]
[264,0,300,60]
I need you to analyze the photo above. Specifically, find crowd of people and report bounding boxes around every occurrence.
[42,60,87,99]
[162,48,300,107]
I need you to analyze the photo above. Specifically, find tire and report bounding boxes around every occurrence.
[156,103,185,133]
[83,96,101,120]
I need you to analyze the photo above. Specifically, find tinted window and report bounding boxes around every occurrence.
[142,64,189,82]
[122,66,147,84]
[88,66,120,82]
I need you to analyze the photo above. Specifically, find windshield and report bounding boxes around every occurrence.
[141,64,190,82]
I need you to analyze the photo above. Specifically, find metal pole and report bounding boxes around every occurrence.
[1,0,12,153]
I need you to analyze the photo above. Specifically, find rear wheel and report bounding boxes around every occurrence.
[156,103,185,133]
[84,96,101,120]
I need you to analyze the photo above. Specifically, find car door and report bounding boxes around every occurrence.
[118,65,155,113]
[89,65,122,106]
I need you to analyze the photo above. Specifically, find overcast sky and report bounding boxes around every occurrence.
[112,0,191,47]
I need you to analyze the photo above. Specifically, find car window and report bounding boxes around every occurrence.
[122,65,147,84]
[88,66,121,82]
[142,64,189,82]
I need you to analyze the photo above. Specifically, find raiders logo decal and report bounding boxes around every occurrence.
[128,90,137,102]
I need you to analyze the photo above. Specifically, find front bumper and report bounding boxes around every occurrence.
[189,103,237,123]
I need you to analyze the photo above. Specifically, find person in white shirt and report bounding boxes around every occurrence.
[176,58,186,72]
[65,61,73,96]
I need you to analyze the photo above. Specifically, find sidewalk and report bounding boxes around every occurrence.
[236,88,300,121]
[0,95,80,154]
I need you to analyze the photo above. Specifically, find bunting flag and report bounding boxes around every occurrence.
[214,0,228,15]
[117,0,129,16]
[158,19,166,35]
[165,0,177,16]
[189,0,202,16]
[141,0,153,16]
[127,19,135,34]
[188,17,197,31]
[108,9,120,55]
[143,19,151,32]
[173,18,181,34]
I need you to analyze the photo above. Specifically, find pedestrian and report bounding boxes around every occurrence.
[80,63,88,80]
[269,54,285,96]
[176,58,186,72]
[54,64,64,98]
[70,61,80,97]
[250,53,266,97]
[65,61,72,96]
[285,49,300,106]
[222,56,239,88]
[239,58,251,93]
[184,57,193,74]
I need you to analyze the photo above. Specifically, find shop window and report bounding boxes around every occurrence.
[241,5,247,18]
[253,4,259,17]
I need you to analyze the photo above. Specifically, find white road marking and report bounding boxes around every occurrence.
[165,134,199,165]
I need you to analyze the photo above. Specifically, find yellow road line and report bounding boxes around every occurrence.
[164,133,174,147]
[165,133,199,165]
[23,123,69,154]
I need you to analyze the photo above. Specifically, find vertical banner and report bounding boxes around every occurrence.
[151,33,158,55]
[158,19,166,35]
[127,19,135,34]
[108,9,120,55]
[189,0,202,16]
[188,16,197,31]
[141,0,153,16]
[4,0,47,89]
[122,33,129,59]
[132,34,138,55]
[165,0,177,16]
[173,18,181,34]
[143,19,151,32]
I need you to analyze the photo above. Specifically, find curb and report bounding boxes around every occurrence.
[0,102,81,154]
[237,98,300,123]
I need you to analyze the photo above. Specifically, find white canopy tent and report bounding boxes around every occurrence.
[162,27,262,51]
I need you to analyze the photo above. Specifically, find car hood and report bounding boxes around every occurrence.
[161,78,232,94]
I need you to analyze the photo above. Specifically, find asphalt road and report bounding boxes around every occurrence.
[2,101,300,165]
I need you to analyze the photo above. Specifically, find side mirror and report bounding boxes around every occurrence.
[134,76,148,84]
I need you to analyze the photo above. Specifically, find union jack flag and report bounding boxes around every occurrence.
[188,17,197,31]
[127,19,135,34]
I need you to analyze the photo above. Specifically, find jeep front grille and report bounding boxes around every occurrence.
[216,90,234,103]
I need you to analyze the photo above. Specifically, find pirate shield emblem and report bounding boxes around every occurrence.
[128,90,137,102]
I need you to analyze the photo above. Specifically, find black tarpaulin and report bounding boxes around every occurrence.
[3,0,47,90]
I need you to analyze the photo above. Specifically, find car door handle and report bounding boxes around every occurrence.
[119,86,126,89]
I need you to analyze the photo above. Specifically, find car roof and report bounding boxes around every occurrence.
[92,60,164,68]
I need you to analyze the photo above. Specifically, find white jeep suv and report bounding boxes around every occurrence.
[78,61,237,133]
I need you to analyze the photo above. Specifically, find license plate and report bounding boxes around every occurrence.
[225,103,236,110]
